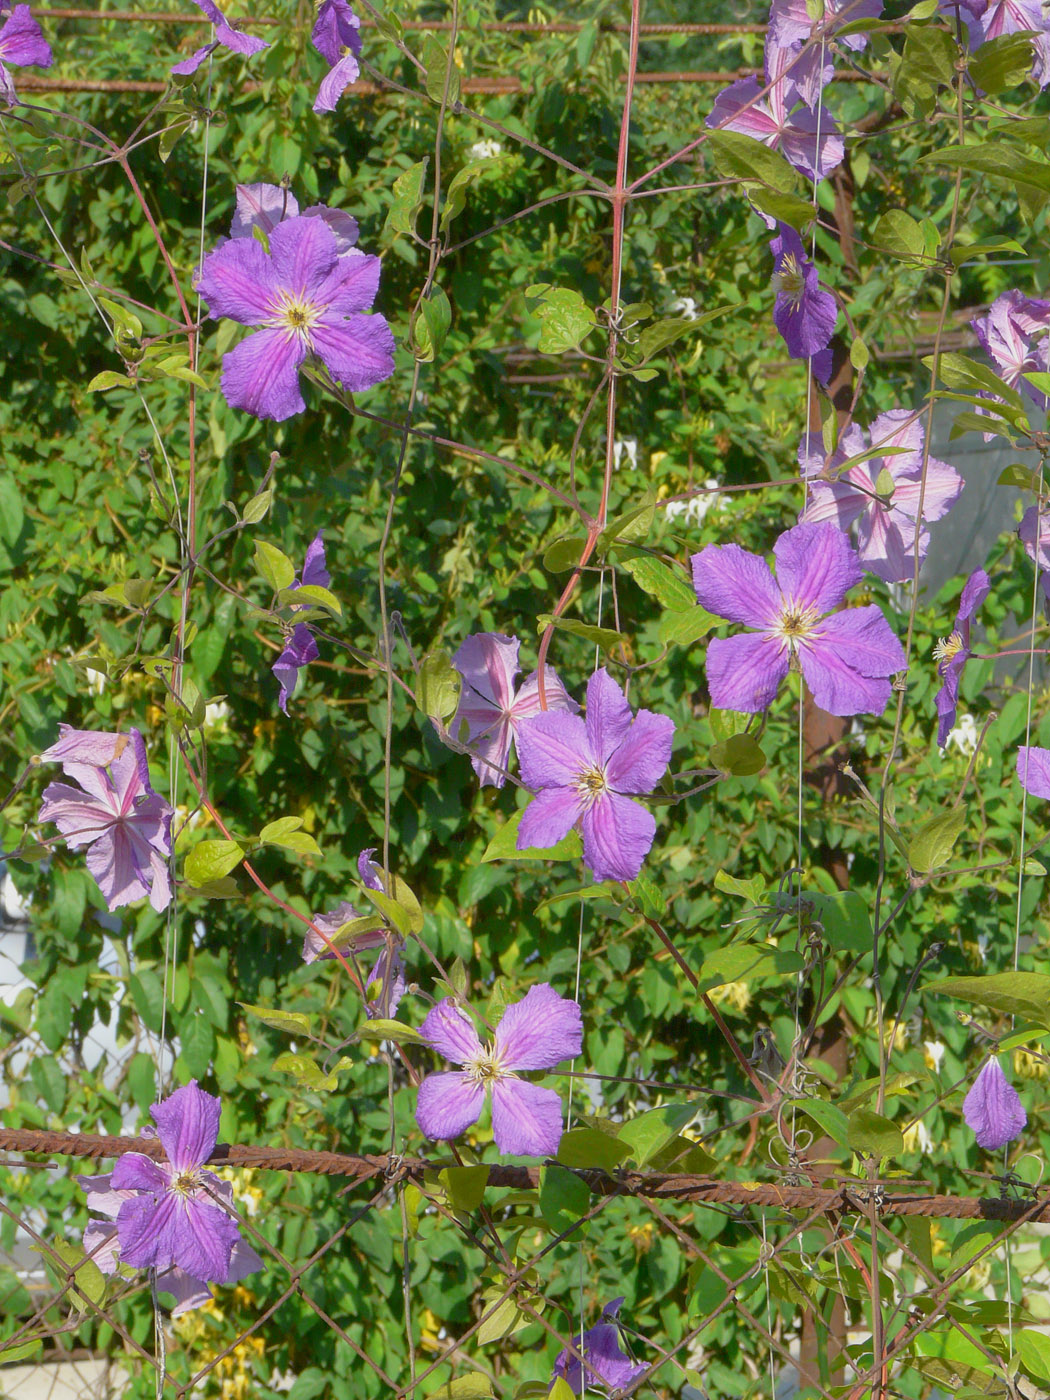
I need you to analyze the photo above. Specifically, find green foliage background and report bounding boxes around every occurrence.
[3,0,1050,1396]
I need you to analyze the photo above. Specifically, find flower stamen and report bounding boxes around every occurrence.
[933,631,963,664]
[771,254,805,307]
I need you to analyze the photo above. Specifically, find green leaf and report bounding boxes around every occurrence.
[874,209,926,260]
[184,839,245,887]
[46,1240,107,1311]
[1017,1330,1050,1383]
[659,606,718,647]
[556,1127,633,1172]
[352,1018,428,1046]
[698,944,806,992]
[631,316,702,365]
[806,891,872,954]
[971,32,1037,94]
[482,807,583,863]
[413,285,452,362]
[617,1103,696,1166]
[526,284,597,354]
[539,1163,591,1232]
[847,1107,903,1161]
[747,185,817,228]
[616,549,696,609]
[87,370,133,391]
[258,820,323,858]
[627,870,666,918]
[535,614,626,654]
[791,1098,850,1149]
[423,34,461,104]
[533,882,620,914]
[239,1002,315,1036]
[998,463,1042,490]
[709,733,766,776]
[477,1296,528,1348]
[178,1014,215,1080]
[129,968,165,1034]
[441,155,510,230]
[417,650,462,721]
[706,130,799,192]
[254,540,296,592]
[0,473,24,546]
[385,159,428,238]
[597,500,655,551]
[924,971,1050,1026]
[440,1165,490,1212]
[0,1341,42,1365]
[908,809,966,873]
[272,1051,351,1092]
[920,140,1050,199]
[542,535,588,572]
[924,351,1025,409]
[949,237,1027,266]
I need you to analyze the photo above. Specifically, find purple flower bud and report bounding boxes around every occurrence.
[963,1056,1026,1151]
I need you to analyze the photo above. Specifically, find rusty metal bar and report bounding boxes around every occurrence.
[35,10,767,33]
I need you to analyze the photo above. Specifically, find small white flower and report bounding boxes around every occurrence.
[924,1039,946,1074]
[669,295,698,320]
[204,700,231,730]
[468,138,502,160]
[612,437,639,472]
[85,667,107,695]
[664,479,720,528]
[1,871,30,923]
[942,712,978,756]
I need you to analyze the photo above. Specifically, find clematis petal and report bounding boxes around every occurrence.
[584,668,636,767]
[1017,745,1050,800]
[300,531,330,590]
[707,77,780,144]
[421,999,483,1065]
[311,0,361,64]
[797,609,904,716]
[517,711,591,788]
[312,248,382,315]
[85,829,148,910]
[517,786,584,853]
[0,6,52,69]
[493,984,583,1070]
[773,521,861,613]
[311,311,396,393]
[510,666,579,722]
[313,50,360,114]
[452,633,520,710]
[273,623,319,714]
[111,1152,171,1194]
[166,1195,241,1284]
[580,790,657,883]
[197,237,283,326]
[415,1070,485,1140]
[490,1079,564,1156]
[705,633,789,713]
[231,182,300,239]
[171,42,218,77]
[220,327,307,423]
[691,543,783,627]
[813,606,907,678]
[963,1056,1026,1150]
[40,725,125,772]
[151,1080,221,1172]
[266,216,342,301]
[605,708,674,795]
[799,479,868,531]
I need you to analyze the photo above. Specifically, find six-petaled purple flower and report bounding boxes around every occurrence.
[311,0,362,113]
[1017,745,1050,800]
[450,632,578,788]
[934,569,990,747]
[767,0,883,108]
[691,521,906,716]
[515,668,674,883]
[196,211,395,422]
[551,1297,647,1395]
[170,0,268,76]
[104,1081,252,1282]
[38,727,173,912]
[415,984,582,1157]
[770,222,836,362]
[303,850,406,1019]
[799,411,963,582]
[273,531,330,713]
[230,183,359,252]
[0,3,51,103]
[972,290,1050,415]
[963,1056,1026,1150]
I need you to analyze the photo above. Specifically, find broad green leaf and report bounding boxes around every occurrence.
[0,474,24,546]
[698,944,805,991]
[46,1240,107,1310]
[617,1103,696,1166]
[178,1014,214,1080]
[747,185,816,228]
[239,1002,315,1036]
[242,489,272,524]
[616,549,696,609]
[924,351,1025,409]
[477,1296,527,1347]
[971,32,1037,94]
[0,1341,42,1365]
[414,285,452,362]
[791,1098,850,1149]
[597,500,655,551]
[556,1127,633,1172]
[184,839,245,887]
[874,209,925,259]
[272,1052,352,1092]
[706,129,799,191]
[254,540,296,592]
[482,807,583,863]
[263,829,322,857]
[627,871,666,917]
[542,535,588,572]
[353,1018,428,1046]
[259,816,305,841]
[533,882,619,914]
[361,882,424,936]
[539,1163,591,1231]
[908,809,966,873]
[385,159,428,238]
[1017,1330,1050,1383]
[924,971,1050,1026]
[276,583,342,617]
[847,1107,903,1160]
[87,370,133,391]
[709,733,766,776]
[440,1165,490,1212]
[441,155,511,230]
[998,463,1042,490]
[423,35,461,105]
[920,140,1050,197]
[807,890,872,954]
[659,606,718,647]
[128,968,165,1034]
[710,709,750,742]
[417,649,461,721]
[536,614,626,654]
[526,284,597,354]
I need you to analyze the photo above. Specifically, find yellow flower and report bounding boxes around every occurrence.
[708,981,751,1014]
[1014,1048,1049,1081]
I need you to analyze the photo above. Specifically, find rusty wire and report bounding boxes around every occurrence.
[0,1128,1043,1220]
[35,9,768,33]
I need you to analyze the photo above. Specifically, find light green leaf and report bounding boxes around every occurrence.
[272,1052,351,1092]
[706,129,799,191]
[925,971,1050,1027]
[276,583,341,616]
[542,536,588,572]
[526,284,598,354]
[971,32,1037,94]
[482,807,582,863]
[698,944,805,991]
[709,733,766,777]
[477,1296,527,1347]
[847,1107,903,1161]
[254,540,296,592]
[242,490,272,524]
[791,1098,850,1149]
[533,882,620,914]
[556,1127,633,1172]
[45,1241,107,1310]
[658,606,718,647]
[440,1165,490,1212]
[908,809,966,873]
[417,650,461,721]
[184,839,245,887]
[441,155,511,230]
[874,209,925,260]
[616,549,696,609]
[536,614,626,653]
[413,285,452,362]
[239,1002,315,1036]
[385,159,428,238]
[352,1018,428,1046]
[617,1103,696,1166]
[423,35,461,105]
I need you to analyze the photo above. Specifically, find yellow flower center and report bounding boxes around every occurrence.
[171,1168,204,1196]
[575,765,609,805]
[467,1044,511,1085]
[933,632,963,663]
[775,602,819,648]
[772,255,805,306]
[269,291,323,341]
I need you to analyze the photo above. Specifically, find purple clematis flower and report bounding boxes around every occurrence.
[303,850,406,1018]
[770,222,836,361]
[196,214,395,422]
[551,1298,647,1395]
[38,727,173,912]
[691,521,906,717]
[1017,505,1050,607]
[272,532,330,712]
[450,633,578,788]
[1017,745,1050,799]
[170,0,268,76]
[230,183,359,253]
[0,4,51,103]
[963,1056,1026,1150]
[934,569,990,746]
[311,0,362,113]
[79,1160,262,1314]
[515,669,674,883]
[415,984,583,1157]
[972,290,1050,412]
[106,1082,249,1282]
[799,410,963,582]
[707,40,844,182]
[767,0,883,108]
